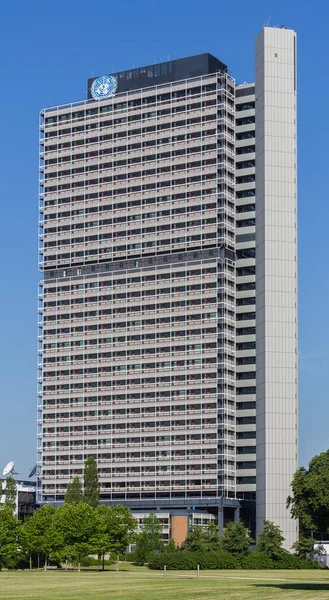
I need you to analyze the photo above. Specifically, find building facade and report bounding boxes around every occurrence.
[38,27,297,548]
[0,479,37,519]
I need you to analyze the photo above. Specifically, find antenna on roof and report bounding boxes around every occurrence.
[29,465,37,479]
[264,16,272,27]
[2,461,17,478]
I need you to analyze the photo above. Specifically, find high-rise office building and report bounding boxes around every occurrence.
[38,26,297,548]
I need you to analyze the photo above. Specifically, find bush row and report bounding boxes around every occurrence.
[147,550,324,570]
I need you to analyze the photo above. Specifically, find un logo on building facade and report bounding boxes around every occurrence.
[91,75,118,100]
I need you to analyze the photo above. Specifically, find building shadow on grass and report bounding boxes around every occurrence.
[254,583,329,592]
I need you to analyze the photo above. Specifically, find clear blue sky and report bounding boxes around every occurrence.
[0,0,327,479]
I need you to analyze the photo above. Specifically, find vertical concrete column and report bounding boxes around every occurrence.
[217,507,224,535]
[255,26,298,550]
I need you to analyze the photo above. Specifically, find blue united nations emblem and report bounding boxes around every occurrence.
[91,75,118,100]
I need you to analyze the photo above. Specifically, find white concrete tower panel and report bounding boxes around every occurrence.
[255,27,298,550]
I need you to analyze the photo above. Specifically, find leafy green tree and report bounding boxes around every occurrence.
[0,505,22,569]
[4,476,17,512]
[55,503,97,570]
[258,520,285,559]
[222,520,254,556]
[166,539,177,553]
[65,476,83,504]
[20,504,63,568]
[93,505,137,569]
[287,450,329,539]
[204,521,222,551]
[182,522,222,552]
[135,512,163,563]
[83,456,100,508]
[292,536,316,559]
[181,525,206,552]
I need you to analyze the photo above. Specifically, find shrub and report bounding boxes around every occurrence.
[147,549,326,570]
[79,556,114,567]
[240,552,275,569]
[148,550,238,570]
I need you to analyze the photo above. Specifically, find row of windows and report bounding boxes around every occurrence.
[44,302,219,319]
[43,431,218,448]
[236,477,256,484]
[45,226,219,252]
[236,298,255,307]
[44,269,219,294]
[236,205,255,215]
[235,102,255,112]
[44,128,230,155]
[44,171,219,194]
[44,97,223,130]
[236,160,255,170]
[236,218,255,228]
[236,146,255,155]
[236,327,255,336]
[45,157,219,181]
[44,218,218,248]
[44,465,218,477]
[43,373,222,392]
[44,313,226,336]
[44,102,219,132]
[43,448,217,462]
[236,341,256,350]
[44,234,229,263]
[42,388,218,407]
[43,326,219,349]
[43,402,217,419]
[42,480,219,492]
[44,142,219,168]
[43,83,224,123]
[236,312,256,321]
[44,113,220,140]
[236,416,256,425]
[236,401,256,410]
[236,446,256,454]
[236,249,255,260]
[44,186,218,210]
[236,356,256,365]
[43,357,218,377]
[44,343,218,362]
[44,200,218,223]
[44,417,217,434]
[44,298,219,322]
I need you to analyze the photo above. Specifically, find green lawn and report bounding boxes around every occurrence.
[0,568,328,599]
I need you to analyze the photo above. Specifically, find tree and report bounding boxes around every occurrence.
[55,503,97,570]
[258,520,285,560]
[287,449,329,539]
[0,505,22,569]
[134,513,163,563]
[65,476,83,504]
[83,457,100,508]
[222,520,254,556]
[204,521,222,551]
[4,476,17,512]
[93,505,137,569]
[166,539,177,553]
[181,525,207,552]
[181,522,222,552]
[292,536,316,559]
[20,504,63,568]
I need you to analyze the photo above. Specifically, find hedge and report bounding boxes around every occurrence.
[147,550,324,570]
[148,551,239,570]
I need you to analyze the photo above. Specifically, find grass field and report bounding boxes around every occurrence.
[0,567,328,600]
